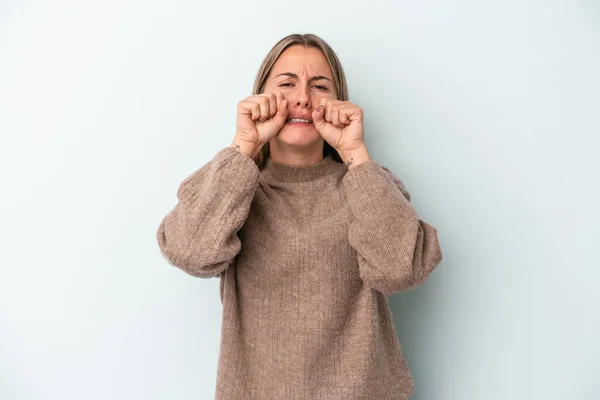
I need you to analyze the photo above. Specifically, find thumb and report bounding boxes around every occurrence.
[312,105,325,130]
[272,98,289,128]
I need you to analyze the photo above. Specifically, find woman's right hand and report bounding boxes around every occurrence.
[234,92,288,149]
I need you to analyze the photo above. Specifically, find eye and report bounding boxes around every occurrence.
[278,82,329,91]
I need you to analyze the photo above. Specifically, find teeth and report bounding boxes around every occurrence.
[288,118,312,123]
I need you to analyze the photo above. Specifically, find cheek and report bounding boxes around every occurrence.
[312,93,335,105]
[262,80,280,94]
[275,91,335,106]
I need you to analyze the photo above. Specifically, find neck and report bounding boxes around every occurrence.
[268,139,324,166]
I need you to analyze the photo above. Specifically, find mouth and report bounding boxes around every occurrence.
[286,118,313,125]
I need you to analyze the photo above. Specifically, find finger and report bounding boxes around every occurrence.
[270,92,278,118]
[246,95,269,122]
[251,102,261,121]
[323,100,333,123]
[275,92,287,116]
[272,94,288,128]
[256,96,270,122]
[331,105,342,127]
[239,100,261,121]
[275,91,286,110]
[338,106,352,125]
[347,105,363,122]
[263,92,277,119]
[312,103,326,129]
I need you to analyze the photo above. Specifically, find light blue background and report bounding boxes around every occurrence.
[1,0,597,399]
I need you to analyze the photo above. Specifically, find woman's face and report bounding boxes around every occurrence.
[262,45,337,148]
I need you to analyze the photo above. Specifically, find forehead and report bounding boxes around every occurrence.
[270,45,333,77]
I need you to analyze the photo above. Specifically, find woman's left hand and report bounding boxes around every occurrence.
[311,99,365,153]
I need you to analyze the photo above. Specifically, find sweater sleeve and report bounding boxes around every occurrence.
[156,146,260,278]
[341,160,443,295]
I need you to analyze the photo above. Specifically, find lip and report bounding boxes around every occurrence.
[287,115,312,120]
[286,121,313,126]
[286,116,313,125]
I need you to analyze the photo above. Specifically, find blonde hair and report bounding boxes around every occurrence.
[251,33,348,168]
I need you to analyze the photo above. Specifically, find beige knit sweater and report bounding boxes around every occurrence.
[156,146,443,399]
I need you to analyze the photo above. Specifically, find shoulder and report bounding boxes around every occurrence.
[379,164,412,202]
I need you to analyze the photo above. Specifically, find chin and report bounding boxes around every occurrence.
[276,125,321,147]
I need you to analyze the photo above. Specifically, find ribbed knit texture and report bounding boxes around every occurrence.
[156,146,443,400]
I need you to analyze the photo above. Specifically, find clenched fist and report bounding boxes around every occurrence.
[233,92,289,156]
[312,99,365,153]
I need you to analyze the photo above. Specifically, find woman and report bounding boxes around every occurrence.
[156,33,443,399]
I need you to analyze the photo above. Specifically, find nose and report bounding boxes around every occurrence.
[291,83,311,109]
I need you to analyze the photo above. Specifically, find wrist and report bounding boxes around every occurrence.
[231,138,262,159]
[339,145,371,169]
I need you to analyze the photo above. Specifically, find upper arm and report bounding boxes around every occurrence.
[380,165,411,202]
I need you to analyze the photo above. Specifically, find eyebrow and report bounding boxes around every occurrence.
[274,72,332,83]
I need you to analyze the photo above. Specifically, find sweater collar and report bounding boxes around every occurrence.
[261,153,340,183]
